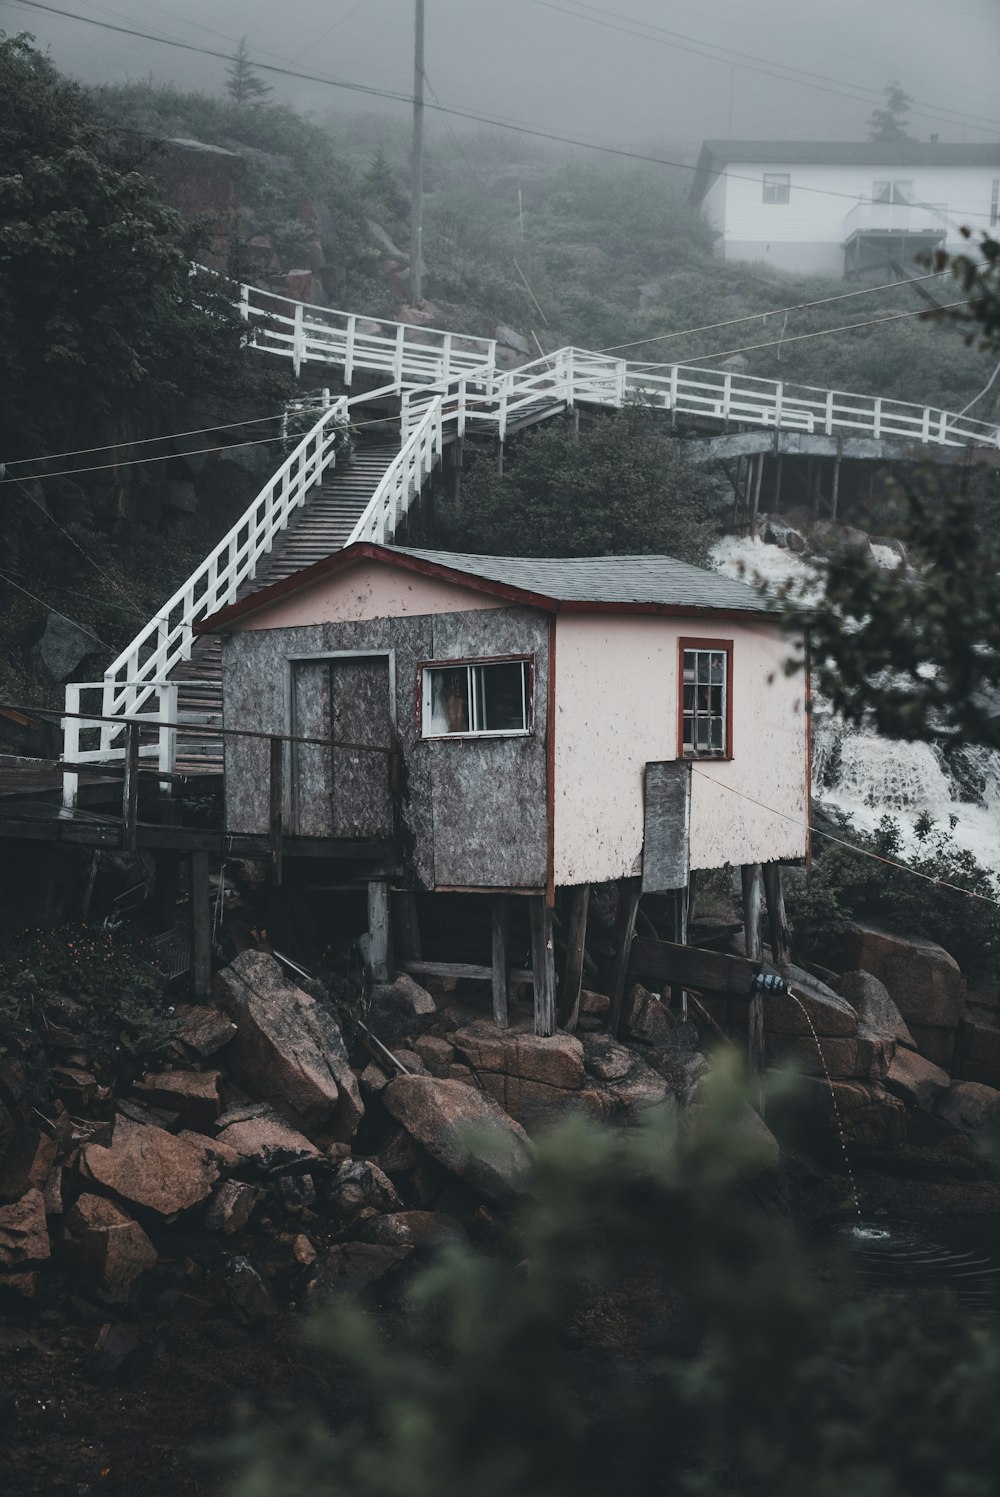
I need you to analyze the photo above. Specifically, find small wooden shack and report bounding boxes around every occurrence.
[198,543,809,1033]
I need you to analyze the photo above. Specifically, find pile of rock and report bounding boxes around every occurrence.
[0,952,703,1318]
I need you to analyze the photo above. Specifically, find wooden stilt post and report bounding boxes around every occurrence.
[607,878,641,1038]
[742,863,766,1087]
[763,862,791,967]
[529,896,556,1037]
[491,894,510,1030]
[121,720,140,852]
[732,456,743,527]
[368,880,391,984]
[773,451,783,511]
[393,891,422,962]
[191,849,211,998]
[561,883,590,1033]
[671,880,690,1017]
[831,436,843,520]
[80,851,99,922]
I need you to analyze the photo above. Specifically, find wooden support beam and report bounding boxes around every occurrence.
[607,878,641,1037]
[491,894,510,1030]
[749,451,764,539]
[268,735,283,887]
[773,451,783,511]
[742,863,766,1084]
[190,849,211,998]
[393,890,423,962]
[831,437,843,520]
[763,862,791,967]
[121,721,140,852]
[561,884,590,1033]
[367,880,391,984]
[400,958,534,985]
[629,935,760,996]
[529,895,557,1037]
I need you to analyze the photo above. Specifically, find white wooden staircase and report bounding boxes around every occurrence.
[61,278,1000,805]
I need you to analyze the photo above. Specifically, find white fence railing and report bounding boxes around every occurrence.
[93,398,350,751]
[62,284,1000,804]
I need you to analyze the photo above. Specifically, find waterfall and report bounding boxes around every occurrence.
[711,536,1000,873]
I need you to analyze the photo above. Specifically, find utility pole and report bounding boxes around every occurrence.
[409,0,425,306]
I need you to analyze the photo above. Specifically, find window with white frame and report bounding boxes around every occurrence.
[680,642,732,758]
[422,659,531,738]
[762,173,790,204]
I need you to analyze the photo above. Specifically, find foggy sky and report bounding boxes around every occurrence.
[4,0,998,156]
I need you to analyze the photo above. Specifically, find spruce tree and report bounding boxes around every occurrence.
[226,37,271,107]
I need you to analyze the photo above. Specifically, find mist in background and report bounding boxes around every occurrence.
[4,0,998,161]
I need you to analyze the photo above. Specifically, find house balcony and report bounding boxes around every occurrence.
[843,201,947,276]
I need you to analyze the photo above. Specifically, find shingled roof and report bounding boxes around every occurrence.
[198,542,778,634]
[690,138,1000,203]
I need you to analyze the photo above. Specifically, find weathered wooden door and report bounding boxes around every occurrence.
[292,656,395,839]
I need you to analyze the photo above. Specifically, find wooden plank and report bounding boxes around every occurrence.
[561,884,590,1033]
[121,722,140,852]
[629,935,760,997]
[529,896,557,1038]
[400,959,534,985]
[608,878,641,1037]
[191,850,211,998]
[763,862,791,967]
[367,880,392,984]
[491,894,510,1030]
[642,762,690,892]
[269,735,283,886]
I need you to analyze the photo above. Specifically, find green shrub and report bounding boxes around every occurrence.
[0,923,176,1066]
[787,810,1000,976]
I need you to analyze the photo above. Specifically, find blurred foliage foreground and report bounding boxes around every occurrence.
[222,1058,1000,1497]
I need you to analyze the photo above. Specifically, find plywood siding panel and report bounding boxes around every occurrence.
[292,661,333,837]
[428,608,549,890]
[235,560,505,630]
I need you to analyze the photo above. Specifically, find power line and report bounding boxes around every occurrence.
[656,296,979,368]
[11,0,997,220]
[596,264,965,356]
[0,571,112,650]
[532,0,1000,135]
[1,409,292,469]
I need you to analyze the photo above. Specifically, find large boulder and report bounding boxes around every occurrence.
[305,1242,411,1303]
[766,967,858,1038]
[843,923,965,1028]
[369,974,436,1043]
[214,951,363,1139]
[215,1113,322,1175]
[0,1189,50,1268]
[36,612,99,682]
[80,1116,220,1216]
[452,1021,586,1128]
[131,1069,222,1130]
[959,1004,1000,1086]
[835,970,915,1048]
[382,1076,533,1206]
[63,1194,157,1303]
[798,1077,907,1151]
[325,1159,401,1219]
[766,1023,893,1081]
[935,1080,1000,1134]
[884,1047,950,1110]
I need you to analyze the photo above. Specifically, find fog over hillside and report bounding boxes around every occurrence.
[7,0,999,157]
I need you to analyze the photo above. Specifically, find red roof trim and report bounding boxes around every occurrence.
[195,542,779,634]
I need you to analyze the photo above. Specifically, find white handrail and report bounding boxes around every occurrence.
[96,398,350,742]
[349,396,446,546]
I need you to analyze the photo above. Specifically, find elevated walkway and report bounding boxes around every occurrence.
[60,278,1000,805]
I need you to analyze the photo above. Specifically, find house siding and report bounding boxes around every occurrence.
[221,603,550,892]
[552,614,807,885]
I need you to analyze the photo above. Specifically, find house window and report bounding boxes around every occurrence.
[873,179,913,204]
[679,640,732,759]
[762,173,790,205]
[422,658,531,738]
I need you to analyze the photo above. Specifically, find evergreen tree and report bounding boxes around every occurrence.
[867,81,913,142]
[363,145,410,240]
[226,36,272,107]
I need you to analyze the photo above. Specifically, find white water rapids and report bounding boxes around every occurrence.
[711,536,1000,873]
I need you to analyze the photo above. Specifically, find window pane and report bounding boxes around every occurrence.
[710,653,724,681]
[428,667,470,734]
[697,653,711,684]
[696,719,709,749]
[683,684,695,712]
[710,718,724,751]
[479,661,527,731]
[683,652,696,683]
[710,685,722,716]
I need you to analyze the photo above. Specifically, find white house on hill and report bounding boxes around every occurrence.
[690,140,1000,278]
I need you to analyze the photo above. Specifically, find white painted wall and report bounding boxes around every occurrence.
[552,613,807,885]
[701,160,997,273]
[229,559,504,631]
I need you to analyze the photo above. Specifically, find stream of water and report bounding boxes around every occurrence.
[712,536,1000,874]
